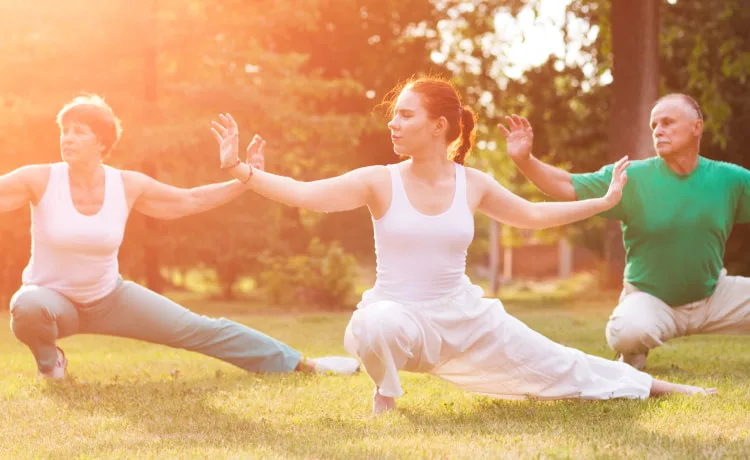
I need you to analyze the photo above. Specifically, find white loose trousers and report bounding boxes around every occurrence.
[344,277,653,400]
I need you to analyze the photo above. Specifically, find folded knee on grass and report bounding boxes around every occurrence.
[606,317,659,354]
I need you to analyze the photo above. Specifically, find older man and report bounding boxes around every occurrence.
[499,93,750,369]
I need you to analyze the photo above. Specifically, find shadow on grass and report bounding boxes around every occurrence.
[395,394,747,456]
[36,373,747,459]
[40,375,296,456]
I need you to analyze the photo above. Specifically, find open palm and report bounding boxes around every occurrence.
[604,156,631,206]
[498,115,533,161]
[210,113,240,168]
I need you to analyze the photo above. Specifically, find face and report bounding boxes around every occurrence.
[60,121,104,163]
[387,89,444,157]
[649,98,703,157]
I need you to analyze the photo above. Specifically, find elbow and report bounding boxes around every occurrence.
[549,182,577,202]
[520,205,547,230]
[185,193,204,216]
[167,193,202,219]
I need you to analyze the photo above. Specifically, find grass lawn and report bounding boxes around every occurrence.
[1,294,749,459]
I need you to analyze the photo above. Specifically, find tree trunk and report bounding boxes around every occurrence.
[605,0,660,287]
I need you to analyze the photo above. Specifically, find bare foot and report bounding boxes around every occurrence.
[650,379,717,396]
[373,388,396,415]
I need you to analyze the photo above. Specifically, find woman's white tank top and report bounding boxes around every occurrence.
[372,163,474,302]
[22,162,129,303]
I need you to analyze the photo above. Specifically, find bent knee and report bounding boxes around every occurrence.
[348,302,419,350]
[9,287,52,321]
[605,316,659,354]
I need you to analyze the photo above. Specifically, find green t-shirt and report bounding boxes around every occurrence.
[572,156,750,306]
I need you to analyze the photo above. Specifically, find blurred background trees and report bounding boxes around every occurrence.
[1,0,748,308]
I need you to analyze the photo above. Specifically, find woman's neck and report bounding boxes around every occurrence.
[407,148,454,185]
[68,160,104,189]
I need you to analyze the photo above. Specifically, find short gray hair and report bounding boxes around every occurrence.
[653,93,703,120]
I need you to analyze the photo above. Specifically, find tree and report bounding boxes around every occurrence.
[603,0,660,286]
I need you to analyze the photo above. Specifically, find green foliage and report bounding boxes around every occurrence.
[0,0,439,306]
[260,238,358,308]
[3,0,750,307]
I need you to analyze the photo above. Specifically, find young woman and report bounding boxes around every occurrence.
[214,77,716,415]
[3,95,360,379]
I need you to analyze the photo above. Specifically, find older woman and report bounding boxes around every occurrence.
[3,95,359,379]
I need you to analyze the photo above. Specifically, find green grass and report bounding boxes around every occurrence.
[2,296,749,459]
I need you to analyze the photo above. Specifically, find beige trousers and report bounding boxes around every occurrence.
[606,270,750,355]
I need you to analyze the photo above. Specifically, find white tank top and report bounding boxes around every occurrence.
[372,163,474,301]
[22,163,130,304]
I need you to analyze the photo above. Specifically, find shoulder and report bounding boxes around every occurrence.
[20,164,53,200]
[703,157,748,175]
[118,169,156,197]
[354,164,393,186]
[118,169,150,183]
[702,158,750,187]
[625,157,660,176]
[464,166,494,183]
[464,166,504,196]
[19,163,53,179]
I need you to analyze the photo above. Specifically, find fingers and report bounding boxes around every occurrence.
[224,113,239,130]
[247,136,266,170]
[218,113,236,132]
[211,120,228,135]
[612,155,631,177]
[210,127,223,144]
[499,115,532,133]
[246,134,262,155]
[610,156,630,189]
[498,115,520,137]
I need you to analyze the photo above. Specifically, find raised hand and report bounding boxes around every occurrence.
[246,134,266,171]
[210,113,240,168]
[604,156,631,207]
[498,115,534,162]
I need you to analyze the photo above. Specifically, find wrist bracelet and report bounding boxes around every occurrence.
[239,164,254,184]
[220,158,241,170]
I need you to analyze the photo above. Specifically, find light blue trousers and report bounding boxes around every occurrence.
[9,279,302,375]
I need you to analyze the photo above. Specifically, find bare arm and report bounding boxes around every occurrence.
[129,133,269,219]
[128,173,248,220]
[473,156,629,229]
[211,113,377,213]
[227,162,377,213]
[0,166,40,213]
[499,115,577,201]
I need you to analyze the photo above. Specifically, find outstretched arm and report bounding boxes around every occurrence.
[0,166,40,213]
[474,156,630,229]
[129,134,266,220]
[212,113,377,213]
[499,115,577,201]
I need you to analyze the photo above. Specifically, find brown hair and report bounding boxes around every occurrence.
[56,94,122,156]
[386,76,477,165]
